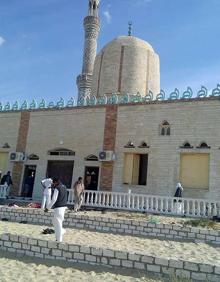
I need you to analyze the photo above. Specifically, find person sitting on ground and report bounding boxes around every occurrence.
[73,177,84,212]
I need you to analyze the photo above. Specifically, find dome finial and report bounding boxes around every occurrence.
[128,21,132,36]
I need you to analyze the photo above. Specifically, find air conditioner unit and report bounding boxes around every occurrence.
[9,152,26,162]
[98,151,115,162]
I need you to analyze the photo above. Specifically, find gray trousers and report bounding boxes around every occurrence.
[74,193,84,211]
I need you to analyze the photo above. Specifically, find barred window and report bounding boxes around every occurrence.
[160,121,170,136]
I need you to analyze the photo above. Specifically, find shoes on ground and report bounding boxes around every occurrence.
[42,228,55,234]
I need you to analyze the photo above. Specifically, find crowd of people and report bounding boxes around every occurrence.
[0,171,184,243]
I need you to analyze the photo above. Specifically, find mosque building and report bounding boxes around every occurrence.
[0,0,220,200]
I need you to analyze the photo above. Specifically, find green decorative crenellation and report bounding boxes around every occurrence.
[38,99,46,109]
[97,95,107,105]
[29,99,37,109]
[169,88,179,100]
[48,101,55,108]
[156,90,166,101]
[12,101,19,110]
[129,92,142,103]
[57,98,65,108]
[143,90,153,102]
[211,84,220,96]
[197,86,207,98]
[107,93,118,104]
[78,96,85,106]
[66,97,75,107]
[20,100,28,110]
[182,87,193,99]
[0,84,220,112]
[4,102,11,111]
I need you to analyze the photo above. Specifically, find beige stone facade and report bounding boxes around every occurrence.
[0,98,219,200]
[112,99,220,200]
[0,1,218,202]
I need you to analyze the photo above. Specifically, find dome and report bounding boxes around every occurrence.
[102,36,154,53]
[91,35,160,98]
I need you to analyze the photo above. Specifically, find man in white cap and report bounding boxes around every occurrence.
[41,177,53,212]
[48,177,67,242]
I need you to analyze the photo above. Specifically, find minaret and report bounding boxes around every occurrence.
[77,0,101,103]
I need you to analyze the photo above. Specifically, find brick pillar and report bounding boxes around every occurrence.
[100,105,118,191]
[11,111,30,196]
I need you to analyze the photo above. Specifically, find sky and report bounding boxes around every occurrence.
[0,0,220,104]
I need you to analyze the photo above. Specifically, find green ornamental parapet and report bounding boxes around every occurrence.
[0,83,220,112]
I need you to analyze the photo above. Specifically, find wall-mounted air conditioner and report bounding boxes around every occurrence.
[9,152,26,162]
[98,151,115,162]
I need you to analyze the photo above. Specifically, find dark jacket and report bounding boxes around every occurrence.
[52,184,67,209]
[0,174,13,185]
[174,187,183,198]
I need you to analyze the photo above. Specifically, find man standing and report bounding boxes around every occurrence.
[48,177,67,242]
[73,177,84,212]
[0,171,13,197]
[174,182,184,214]
[41,178,53,212]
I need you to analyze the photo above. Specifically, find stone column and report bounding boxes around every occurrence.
[100,105,118,191]
[11,111,30,196]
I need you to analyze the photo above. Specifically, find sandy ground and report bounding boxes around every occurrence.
[0,221,219,267]
[0,250,167,282]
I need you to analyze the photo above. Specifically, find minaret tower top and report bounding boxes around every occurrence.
[76,0,101,104]
[88,0,100,17]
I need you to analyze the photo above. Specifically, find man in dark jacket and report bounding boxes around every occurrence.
[1,171,13,186]
[174,182,183,198]
[1,171,13,197]
[48,177,67,242]
[174,182,184,214]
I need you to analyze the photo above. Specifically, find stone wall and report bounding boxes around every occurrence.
[26,107,105,199]
[0,207,219,245]
[0,232,219,281]
[0,112,21,174]
[0,98,220,200]
[113,99,220,200]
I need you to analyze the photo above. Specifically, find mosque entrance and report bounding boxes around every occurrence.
[47,160,74,189]
[21,165,36,198]
[84,166,99,191]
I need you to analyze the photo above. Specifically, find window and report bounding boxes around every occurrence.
[85,154,98,161]
[197,142,210,149]
[2,143,10,148]
[28,154,39,160]
[160,121,170,136]
[123,153,148,185]
[124,141,135,148]
[138,141,149,148]
[48,148,75,156]
[180,142,193,149]
[180,153,209,189]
